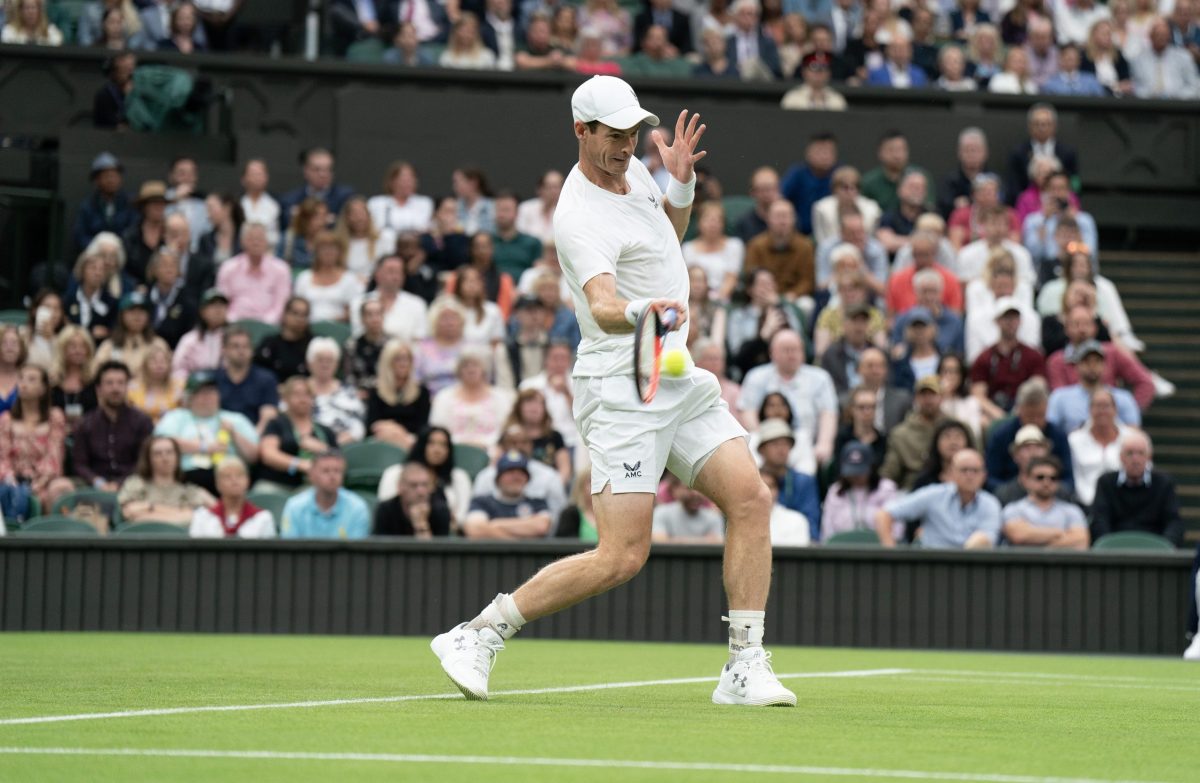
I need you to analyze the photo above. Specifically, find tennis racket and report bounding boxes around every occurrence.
[633,306,676,404]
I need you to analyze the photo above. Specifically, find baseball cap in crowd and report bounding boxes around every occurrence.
[801,52,831,70]
[186,370,219,394]
[1009,424,1048,453]
[1070,339,1106,363]
[756,418,796,450]
[905,307,935,327]
[993,297,1022,320]
[496,450,531,477]
[90,151,122,178]
[119,290,149,312]
[845,301,872,319]
[572,75,660,130]
[839,441,873,478]
[201,288,229,306]
[914,375,941,394]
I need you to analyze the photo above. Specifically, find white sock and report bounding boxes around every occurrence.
[467,593,526,640]
[724,610,765,663]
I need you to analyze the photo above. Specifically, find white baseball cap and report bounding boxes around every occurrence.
[571,76,660,130]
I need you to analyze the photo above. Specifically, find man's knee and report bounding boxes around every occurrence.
[597,542,650,587]
[725,480,773,526]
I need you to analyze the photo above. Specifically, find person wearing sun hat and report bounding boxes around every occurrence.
[72,151,136,251]
[123,179,174,282]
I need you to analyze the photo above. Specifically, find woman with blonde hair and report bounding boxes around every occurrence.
[368,160,433,236]
[811,167,882,246]
[968,22,1004,87]
[51,326,97,424]
[335,197,396,282]
[1082,18,1133,95]
[367,339,431,451]
[439,12,498,69]
[452,264,506,346]
[414,297,470,395]
[77,0,142,47]
[682,201,743,303]
[293,231,364,323]
[127,342,185,424]
[66,238,123,343]
[279,196,328,269]
[578,0,632,55]
[1,0,63,44]
[504,388,571,487]
[0,363,73,518]
[428,348,515,451]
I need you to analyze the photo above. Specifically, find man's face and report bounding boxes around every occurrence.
[224,335,252,367]
[642,24,668,57]
[375,258,405,291]
[759,438,793,470]
[915,281,941,309]
[899,174,926,207]
[844,313,870,345]
[98,369,128,407]
[497,468,529,497]
[311,458,346,493]
[242,227,268,258]
[911,242,936,269]
[803,58,831,87]
[1029,108,1055,143]
[494,197,518,231]
[1059,46,1081,72]
[879,137,908,171]
[734,3,758,32]
[983,213,1008,243]
[304,152,334,191]
[769,333,804,374]
[95,169,122,195]
[806,140,837,174]
[887,37,912,66]
[1077,352,1105,384]
[840,215,865,247]
[997,311,1020,340]
[810,27,833,53]
[1026,463,1059,501]
[165,214,190,251]
[750,171,780,207]
[1120,435,1150,477]
[952,452,986,494]
[362,301,384,334]
[766,201,795,236]
[1046,175,1072,203]
[1029,24,1052,53]
[1019,400,1047,428]
[959,136,987,170]
[113,53,136,83]
[242,161,268,192]
[915,388,942,417]
[170,158,198,188]
[190,386,220,418]
[579,122,639,179]
[858,349,887,387]
[1149,20,1170,52]
[1065,309,1096,344]
[400,466,433,505]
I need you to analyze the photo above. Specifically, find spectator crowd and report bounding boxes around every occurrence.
[0,97,1187,556]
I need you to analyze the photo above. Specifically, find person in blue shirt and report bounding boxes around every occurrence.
[1041,45,1107,96]
[781,133,838,236]
[1046,343,1140,434]
[876,448,1002,548]
[215,326,280,428]
[757,418,821,542]
[280,451,371,539]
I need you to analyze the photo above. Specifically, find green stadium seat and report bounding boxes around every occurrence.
[234,319,280,349]
[346,38,385,63]
[1091,531,1176,551]
[310,320,352,346]
[721,195,755,234]
[825,529,881,546]
[14,516,101,536]
[246,492,290,529]
[115,521,190,536]
[351,489,379,518]
[343,439,406,491]
[48,0,89,43]
[52,489,120,529]
[454,443,490,480]
[0,309,27,326]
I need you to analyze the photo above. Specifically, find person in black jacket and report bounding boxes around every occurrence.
[1090,429,1185,547]
[1006,103,1079,203]
[633,0,692,55]
[93,50,136,130]
[375,462,452,537]
[145,249,197,348]
[254,296,312,382]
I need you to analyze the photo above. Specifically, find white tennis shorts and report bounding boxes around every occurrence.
[572,367,747,494]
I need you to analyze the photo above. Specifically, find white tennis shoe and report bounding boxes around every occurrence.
[712,647,797,707]
[1184,635,1200,661]
[430,622,505,700]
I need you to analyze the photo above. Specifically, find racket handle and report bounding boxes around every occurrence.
[662,308,677,330]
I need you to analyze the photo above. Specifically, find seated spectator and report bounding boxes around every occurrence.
[172,288,227,380]
[463,450,552,539]
[624,23,688,75]
[1042,43,1107,94]
[723,0,780,78]
[400,225,447,305]
[80,4,144,49]
[984,378,1074,490]
[953,0,993,44]
[157,1,205,52]
[938,127,995,219]
[280,451,370,539]
[52,326,98,426]
[867,33,929,88]
[1047,341,1141,434]
[947,175,1017,253]
[812,167,881,248]
[255,377,337,493]
[820,302,879,396]
[1023,15,1061,86]
[343,298,386,395]
[253,296,311,383]
[991,423,1072,506]
[936,44,977,90]
[1069,388,1129,508]
[823,440,899,543]
[555,466,598,540]
[450,266,506,346]
[1046,305,1154,410]
[367,340,432,452]
[307,338,365,447]
[375,461,452,538]
[441,12,499,68]
[453,168,497,236]
[67,245,120,345]
[956,205,1036,286]
[652,472,725,543]
[814,213,890,297]
[878,449,1001,548]
[483,195,540,286]
[1,0,63,44]
[1037,249,1139,351]
[1091,429,1183,546]
[214,326,279,428]
[449,233,515,319]
[367,161,433,240]
[938,353,986,443]
[683,266,726,354]
[890,308,944,394]
[1022,177,1099,278]
[725,269,802,380]
[891,272,966,357]
[876,172,932,256]
[860,131,933,216]
[144,251,195,349]
[683,203,744,303]
[21,289,66,370]
[1131,17,1200,98]
[293,233,364,324]
[349,258,428,345]
[857,347,913,432]
[0,327,21,416]
[781,133,837,237]
[832,387,888,474]
[746,392,813,475]
[278,148,353,233]
[0,364,73,517]
[189,457,276,539]
[733,166,779,244]
[988,46,1038,92]
[1042,279,1111,356]
[780,51,846,109]
[155,370,260,495]
[200,192,242,267]
[514,170,562,247]
[756,414,821,539]
[813,269,887,360]
[756,467,810,547]
[739,330,839,465]
[968,297,1045,419]
[514,13,572,72]
[278,197,326,269]
[128,343,185,424]
[744,200,815,310]
[1055,0,1110,46]
[1014,156,1075,229]
[429,349,515,451]
[378,426,473,525]
[73,153,134,252]
[93,292,169,378]
[118,435,214,525]
[890,213,959,276]
[419,196,471,274]
[216,223,292,326]
[1001,456,1089,548]
[967,274,1042,363]
[239,160,281,249]
[72,361,154,492]
[881,375,949,491]
[912,418,975,493]
[519,340,581,455]
[1082,19,1134,96]
[506,389,570,487]
[886,232,963,316]
[969,23,1005,87]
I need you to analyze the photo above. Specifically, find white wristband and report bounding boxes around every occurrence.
[665,174,696,209]
[625,298,651,326]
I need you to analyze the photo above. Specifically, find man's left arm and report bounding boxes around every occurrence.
[656,110,707,241]
[1114,351,1155,409]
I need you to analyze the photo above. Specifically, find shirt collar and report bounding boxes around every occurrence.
[1117,469,1151,487]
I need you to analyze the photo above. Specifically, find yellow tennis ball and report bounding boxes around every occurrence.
[661,349,687,377]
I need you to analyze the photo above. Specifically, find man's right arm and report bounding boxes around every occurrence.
[582,273,686,336]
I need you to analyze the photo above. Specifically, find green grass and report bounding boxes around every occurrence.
[1,633,1197,782]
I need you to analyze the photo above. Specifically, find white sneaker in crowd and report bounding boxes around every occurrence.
[711,647,797,706]
[431,622,505,700]
[1184,634,1200,661]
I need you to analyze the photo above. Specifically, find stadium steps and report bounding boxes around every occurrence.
[1101,250,1200,542]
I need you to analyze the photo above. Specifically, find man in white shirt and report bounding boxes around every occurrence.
[956,204,1036,286]
[518,340,579,450]
[1054,0,1111,46]
[1132,17,1200,98]
[239,159,280,248]
[432,76,795,708]
[349,255,428,341]
[515,169,563,246]
[367,161,434,235]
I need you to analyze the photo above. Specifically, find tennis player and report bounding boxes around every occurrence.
[431,76,795,707]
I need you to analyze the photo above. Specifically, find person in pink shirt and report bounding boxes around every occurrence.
[216,222,292,325]
[885,231,964,316]
[1045,305,1155,409]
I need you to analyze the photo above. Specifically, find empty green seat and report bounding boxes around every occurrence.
[454,444,490,480]
[115,522,190,537]
[234,319,280,349]
[1092,531,1175,551]
[825,529,881,546]
[14,516,100,536]
[310,320,352,346]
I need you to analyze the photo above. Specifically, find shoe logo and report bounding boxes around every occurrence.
[453,635,467,651]
[623,461,642,478]
[647,194,660,209]
[731,673,748,689]
[498,623,509,632]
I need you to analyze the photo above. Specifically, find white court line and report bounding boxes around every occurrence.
[0,746,1173,783]
[910,669,1198,685]
[898,676,1200,694]
[0,668,909,727]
